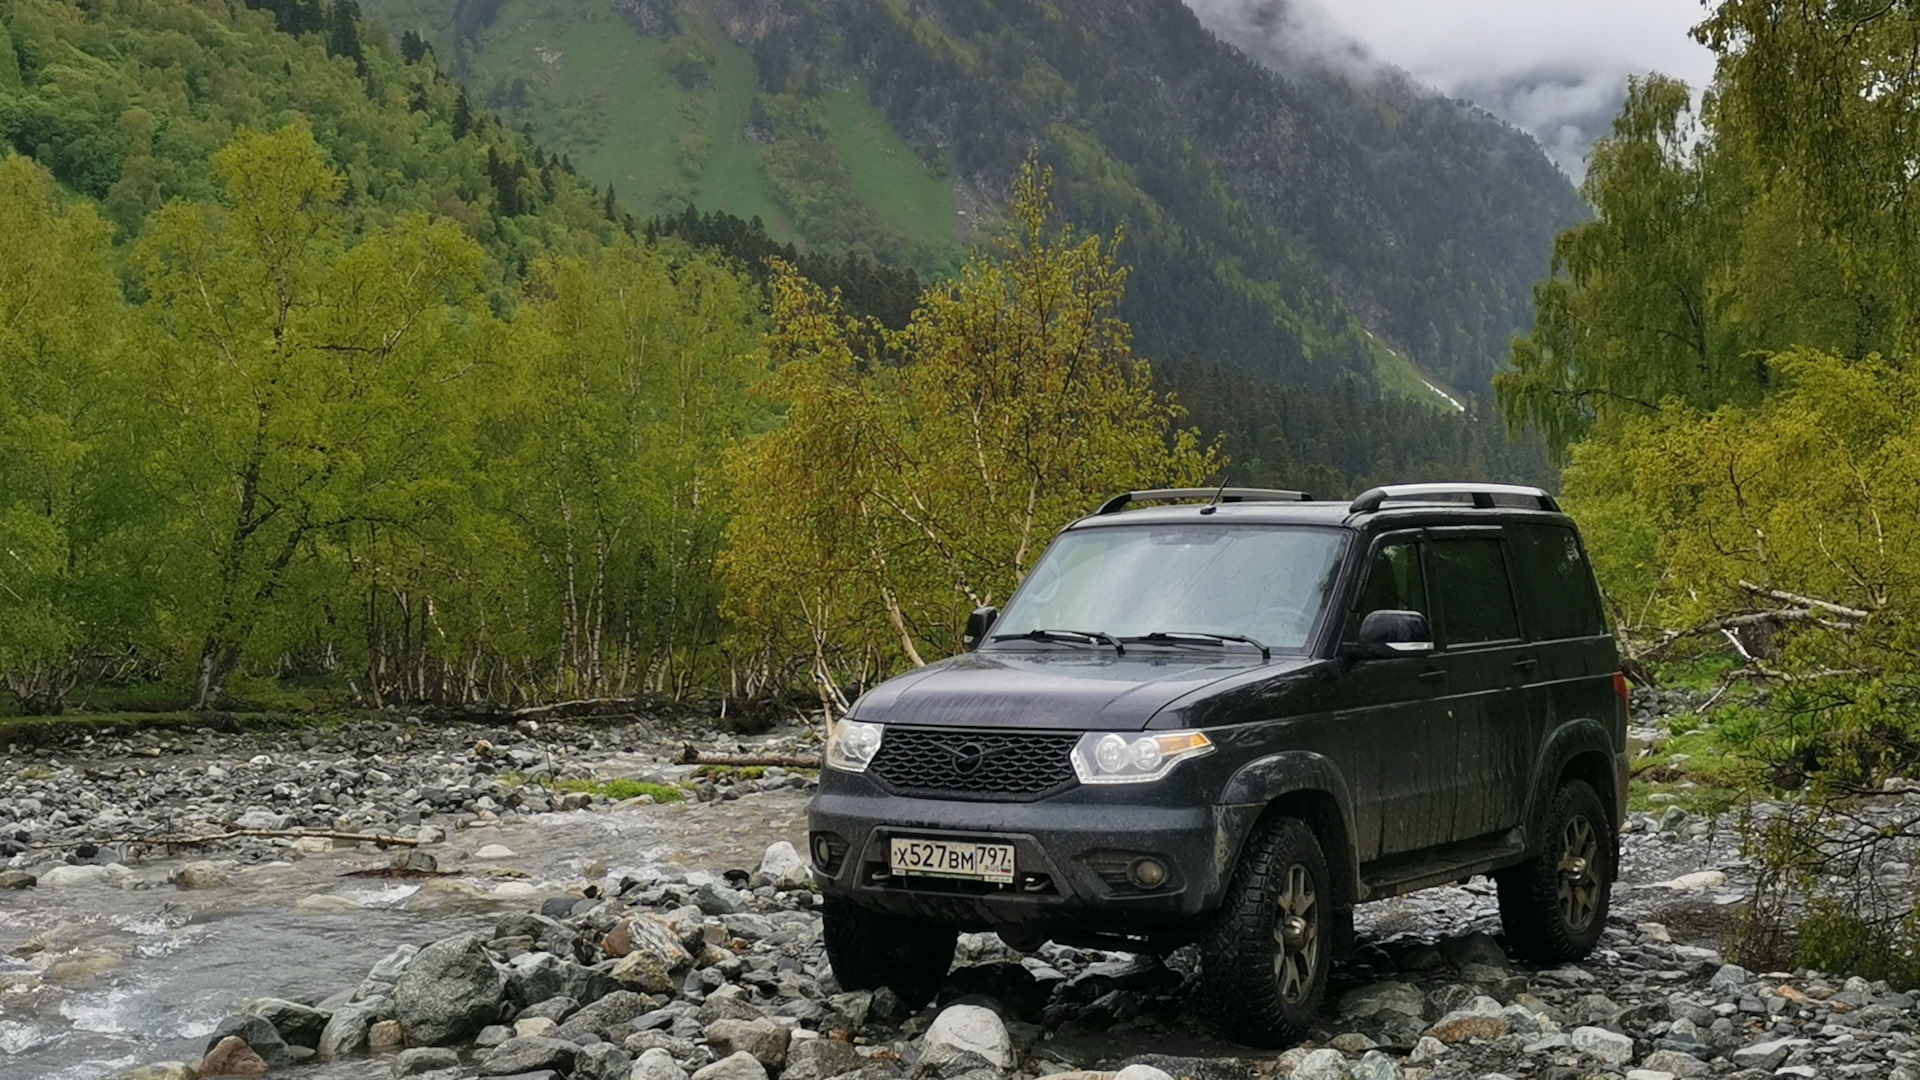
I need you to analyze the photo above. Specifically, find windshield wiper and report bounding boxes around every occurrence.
[991,628,1126,654]
[1122,631,1271,661]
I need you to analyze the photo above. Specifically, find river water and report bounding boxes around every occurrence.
[0,785,810,1080]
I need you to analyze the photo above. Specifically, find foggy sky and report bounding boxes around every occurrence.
[1184,0,1719,181]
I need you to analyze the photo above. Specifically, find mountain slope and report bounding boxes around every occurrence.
[359,0,1586,396]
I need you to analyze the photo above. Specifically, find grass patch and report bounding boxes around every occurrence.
[551,777,687,802]
[819,85,959,273]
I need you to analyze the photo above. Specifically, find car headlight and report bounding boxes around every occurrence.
[825,718,884,773]
[1071,730,1213,784]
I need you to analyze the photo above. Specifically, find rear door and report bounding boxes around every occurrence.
[1507,520,1617,777]
[1424,530,1532,839]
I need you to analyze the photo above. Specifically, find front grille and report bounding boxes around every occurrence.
[868,727,1078,801]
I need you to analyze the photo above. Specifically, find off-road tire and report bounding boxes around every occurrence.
[1497,779,1614,963]
[821,895,956,1009]
[1201,816,1332,1047]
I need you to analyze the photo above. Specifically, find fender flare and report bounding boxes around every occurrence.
[1522,718,1624,850]
[1216,751,1363,904]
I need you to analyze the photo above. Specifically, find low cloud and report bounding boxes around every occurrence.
[1183,0,1716,180]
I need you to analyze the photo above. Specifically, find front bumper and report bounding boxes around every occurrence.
[809,769,1249,943]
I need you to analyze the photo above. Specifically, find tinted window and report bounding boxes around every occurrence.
[1429,537,1520,645]
[1511,524,1607,639]
[1346,540,1427,637]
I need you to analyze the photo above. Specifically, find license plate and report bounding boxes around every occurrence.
[889,837,1016,884]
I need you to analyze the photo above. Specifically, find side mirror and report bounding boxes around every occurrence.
[1352,609,1433,660]
[962,606,999,651]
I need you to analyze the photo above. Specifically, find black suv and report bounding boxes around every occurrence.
[808,483,1628,1045]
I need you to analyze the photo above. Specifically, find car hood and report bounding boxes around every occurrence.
[849,649,1314,731]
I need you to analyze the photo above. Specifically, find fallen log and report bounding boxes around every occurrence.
[674,746,822,769]
[99,828,419,849]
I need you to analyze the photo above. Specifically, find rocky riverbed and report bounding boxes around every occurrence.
[3,710,1919,1080]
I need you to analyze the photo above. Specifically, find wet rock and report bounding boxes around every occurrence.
[782,1036,863,1080]
[1730,1037,1808,1071]
[393,933,508,1046]
[106,1064,198,1080]
[369,1019,405,1050]
[825,991,872,1032]
[318,995,394,1057]
[575,1043,634,1080]
[1112,1067,1175,1080]
[481,1036,580,1075]
[517,995,581,1023]
[1406,1037,1447,1063]
[633,1046,691,1080]
[1638,1050,1707,1077]
[1339,982,1426,1021]
[241,997,331,1048]
[173,861,227,889]
[205,1014,294,1067]
[1424,995,1509,1043]
[200,1035,270,1077]
[1349,1051,1399,1080]
[1656,870,1726,890]
[922,1004,1013,1069]
[757,841,811,889]
[509,951,618,1007]
[395,1047,463,1076]
[1438,932,1507,969]
[691,1050,771,1080]
[704,1018,791,1070]
[0,869,36,888]
[1286,1049,1350,1080]
[1570,1026,1635,1066]
[38,862,134,887]
[516,1017,559,1038]
[477,844,517,858]
[1115,1055,1253,1080]
[558,990,656,1040]
[610,917,694,993]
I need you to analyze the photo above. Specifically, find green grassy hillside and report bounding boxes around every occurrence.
[360,0,1584,409]
[366,0,960,274]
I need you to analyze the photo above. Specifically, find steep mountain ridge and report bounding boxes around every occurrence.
[360,0,1586,396]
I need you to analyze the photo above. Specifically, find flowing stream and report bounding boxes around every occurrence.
[0,786,810,1080]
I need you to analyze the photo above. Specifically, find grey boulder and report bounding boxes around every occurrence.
[690,1051,769,1080]
[394,933,508,1047]
[479,1036,579,1076]
[204,1013,294,1067]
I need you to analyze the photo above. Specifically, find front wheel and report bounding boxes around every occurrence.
[1201,816,1332,1047]
[821,896,956,1009]
[1496,779,1614,963]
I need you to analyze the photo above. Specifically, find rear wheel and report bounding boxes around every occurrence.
[1201,816,1332,1047]
[821,895,956,1009]
[1497,779,1613,963]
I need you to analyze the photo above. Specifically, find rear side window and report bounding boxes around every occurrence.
[1511,523,1607,639]
[1428,537,1520,645]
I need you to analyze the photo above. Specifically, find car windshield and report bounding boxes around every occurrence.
[992,524,1347,653]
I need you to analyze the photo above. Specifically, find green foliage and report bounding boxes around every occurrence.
[551,777,686,802]
[721,158,1214,701]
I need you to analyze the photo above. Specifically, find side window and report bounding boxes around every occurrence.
[1511,524,1607,639]
[1429,537,1520,645]
[1346,540,1427,638]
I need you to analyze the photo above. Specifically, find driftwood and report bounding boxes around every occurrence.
[675,746,822,769]
[101,828,419,849]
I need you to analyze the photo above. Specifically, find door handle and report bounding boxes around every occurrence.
[1512,656,1539,673]
[1417,668,1447,685]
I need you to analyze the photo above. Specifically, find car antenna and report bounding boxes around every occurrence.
[1199,475,1231,515]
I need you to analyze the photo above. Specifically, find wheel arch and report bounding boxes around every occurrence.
[1524,719,1625,857]
[1218,752,1361,909]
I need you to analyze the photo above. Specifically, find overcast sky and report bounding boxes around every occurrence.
[1184,0,1720,180]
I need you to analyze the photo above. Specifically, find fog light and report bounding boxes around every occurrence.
[811,834,832,866]
[1127,857,1168,890]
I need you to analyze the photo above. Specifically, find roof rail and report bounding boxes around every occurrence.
[1349,483,1560,514]
[1096,487,1315,515]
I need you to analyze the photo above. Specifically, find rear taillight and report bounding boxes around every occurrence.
[1613,671,1631,721]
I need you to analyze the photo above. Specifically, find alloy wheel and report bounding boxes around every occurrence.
[1271,862,1320,1003]
[1557,814,1600,931]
